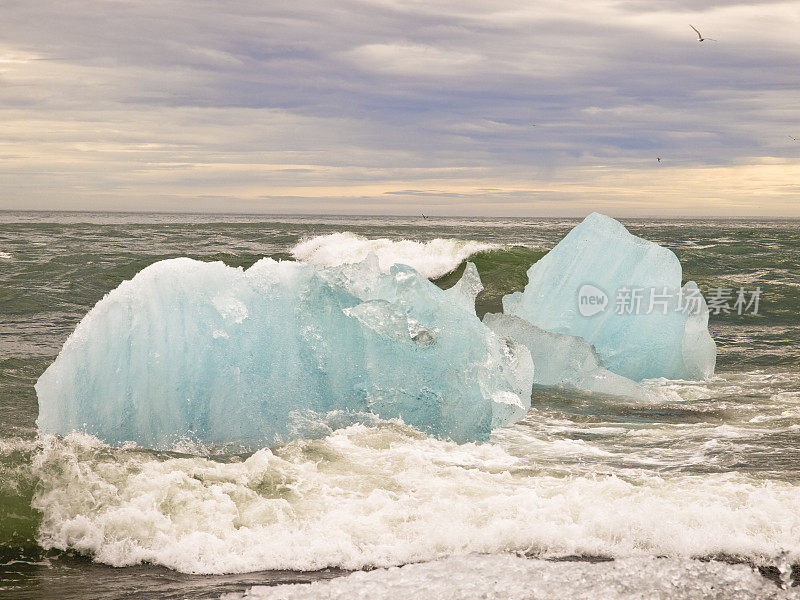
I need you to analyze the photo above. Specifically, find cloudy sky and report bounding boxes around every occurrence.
[2,0,799,216]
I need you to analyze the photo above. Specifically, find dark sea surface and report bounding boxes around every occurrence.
[1,212,800,599]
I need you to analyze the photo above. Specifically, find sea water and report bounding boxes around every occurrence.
[1,212,800,599]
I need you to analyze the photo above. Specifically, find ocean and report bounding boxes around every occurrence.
[1,211,800,599]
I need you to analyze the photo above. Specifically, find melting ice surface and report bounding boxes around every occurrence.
[35,257,531,448]
[484,313,647,399]
[503,212,716,381]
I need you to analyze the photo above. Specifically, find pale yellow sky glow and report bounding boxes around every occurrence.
[1,0,799,215]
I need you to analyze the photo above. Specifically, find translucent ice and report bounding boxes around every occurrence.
[503,213,716,381]
[36,257,532,449]
[484,313,646,399]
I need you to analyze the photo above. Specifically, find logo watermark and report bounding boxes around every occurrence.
[577,285,761,317]
[577,284,608,317]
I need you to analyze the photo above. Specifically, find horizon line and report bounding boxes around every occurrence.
[2,208,799,221]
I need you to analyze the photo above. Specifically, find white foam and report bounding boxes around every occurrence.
[222,554,795,600]
[0,251,12,260]
[32,426,800,575]
[291,233,498,279]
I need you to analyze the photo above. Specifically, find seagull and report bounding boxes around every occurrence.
[421,213,429,220]
[690,25,716,42]
[789,135,799,141]
[657,157,661,162]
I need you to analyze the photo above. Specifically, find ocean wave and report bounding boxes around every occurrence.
[31,426,800,575]
[0,251,12,260]
[291,233,499,279]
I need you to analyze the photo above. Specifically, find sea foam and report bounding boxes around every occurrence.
[32,428,800,575]
[224,555,791,600]
[291,232,497,279]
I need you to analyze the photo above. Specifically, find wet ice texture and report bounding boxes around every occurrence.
[503,213,716,381]
[36,258,531,448]
[484,313,646,399]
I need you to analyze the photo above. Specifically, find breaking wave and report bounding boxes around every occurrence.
[28,425,800,575]
[291,232,499,279]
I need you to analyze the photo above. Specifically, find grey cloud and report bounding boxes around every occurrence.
[0,0,798,213]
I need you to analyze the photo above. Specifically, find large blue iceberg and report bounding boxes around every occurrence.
[502,213,716,381]
[36,257,532,449]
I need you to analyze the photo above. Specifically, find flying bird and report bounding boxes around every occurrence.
[690,25,716,42]
[789,135,799,141]
[421,213,429,220]
[657,157,661,163]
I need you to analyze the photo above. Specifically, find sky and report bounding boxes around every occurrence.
[1,0,799,216]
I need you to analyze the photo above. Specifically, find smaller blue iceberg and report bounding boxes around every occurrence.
[502,213,716,382]
[36,257,532,449]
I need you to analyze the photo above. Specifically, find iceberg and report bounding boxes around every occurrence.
[503,213,716,381]
[484,313,646,399]
[36,257,532,449]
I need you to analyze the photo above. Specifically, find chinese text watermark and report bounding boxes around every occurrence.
[578,285,761,317]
